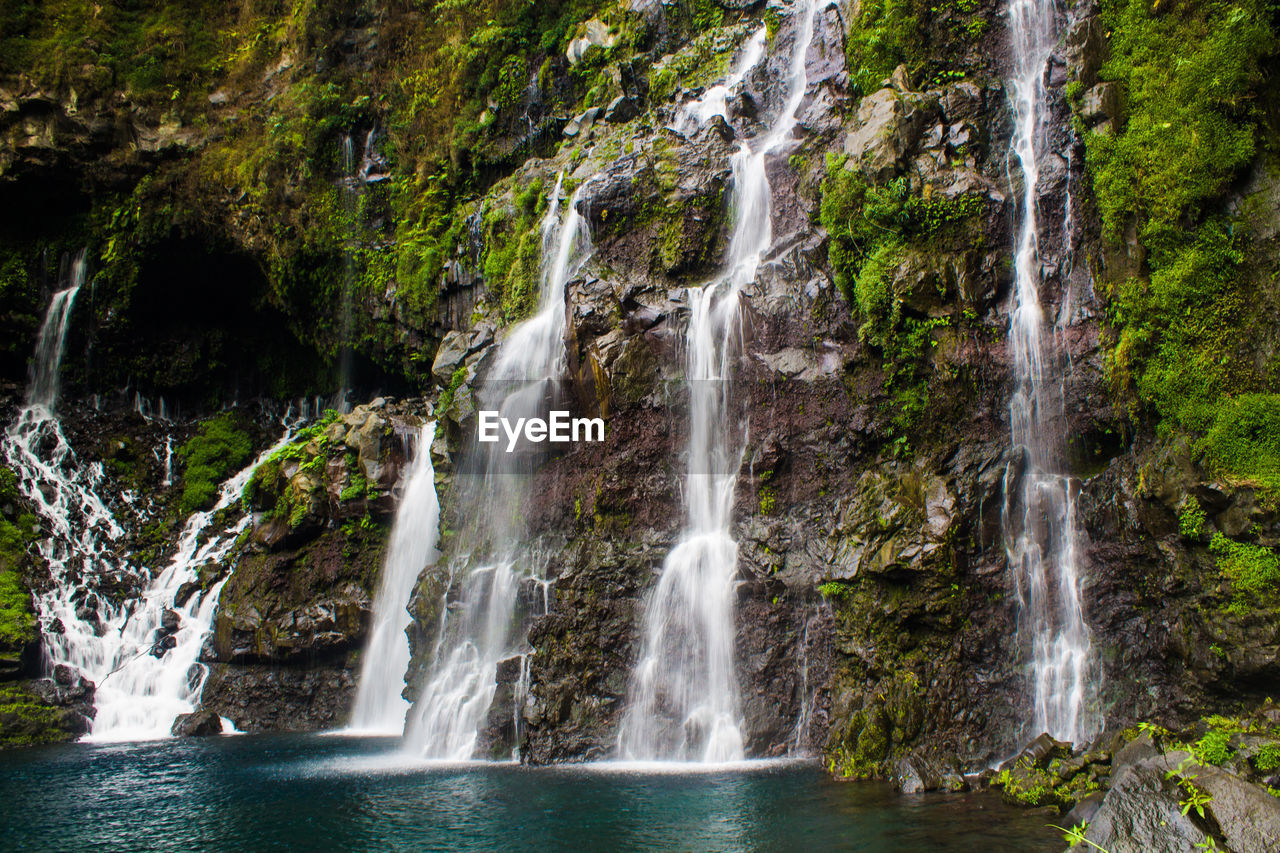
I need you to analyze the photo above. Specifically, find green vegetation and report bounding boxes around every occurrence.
[1196,728,1235,766]
[841,0,986,97]
[1254,743,1280,773]
[843,0,924,96]
[1209,532,1280,615]
[1086,0,1271,248]
[0,569,36,654]
[824,669,926,780]
[1178,496,1207,539]
[1200,394,1280,495]
[5,0,640,394]
[177,412,253,516]
[820,159,983,437]
[0,468,38,654]
[817,581,853,601]
[0,0,229,111]
[1164,753,1215,820]
[1051,822,1109,852]
[993,761,1101,808]
[437,366,470,420]
[0,684,71,747]
[481,179,548,323]
[648,22,735,102]
[338,465,374,503]
[242,410,387,534]
[1087,0,1279,495]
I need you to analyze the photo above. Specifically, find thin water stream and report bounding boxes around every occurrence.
[348,422,440,734]
[405,174,593,758]
[619,0,823,763]
[1003,0,1095,744]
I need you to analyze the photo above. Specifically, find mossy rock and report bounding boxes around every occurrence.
[0,683,87,748]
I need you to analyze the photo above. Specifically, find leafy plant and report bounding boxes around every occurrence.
[1179,496,1206,539]
[1179,781,1213,820]
[177,412,253,516]
[1196,729,1234,766]
[1087,0,1278,484]
[1165,754,1214,820]
[1049,823,1109,852]
[1254,743,1280,773]
[817,581,853,602]
[1209,532,1280,615]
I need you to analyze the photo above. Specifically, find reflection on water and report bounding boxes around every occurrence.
[0,735,1056,851]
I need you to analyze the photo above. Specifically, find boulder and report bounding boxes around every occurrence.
[843,88,914,182]
[566,19,616,66]
[604,95,639,124]
[1113,731,1160,768]
[1083,759,1212,852]
[343,410,386,481]
[1064,15,1107,89]
[431,330,470,387]
[1078,82,1124,127]
[1177,761,1280,852]
[563,107,603,138]
[1085,749,1280,852]
[171,709,223,737]
[174,581,201,607]
[893,753,968,793]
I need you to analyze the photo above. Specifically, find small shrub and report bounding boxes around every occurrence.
[0,568,35,651]
[1210,532,1280,614]
[1196,729,1234,766]
[1179,496,1206,539]
[437,365,469,417]
[1202,394,1280,496]
[178,412,253,516]
[818,581,853,602]
[1253,743,1280,773]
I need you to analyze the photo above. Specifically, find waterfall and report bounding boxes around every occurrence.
[3,252,129,710]
[348,422,440,734]
[618,0,822,763]
[86,428,296,741]
[1003,0,1095,744]
[404,173,593,759]
[26,249,85,411]
[4,259,303,738]
[6,388,295,743]
[336,133,358,414]
[674,27,767,134]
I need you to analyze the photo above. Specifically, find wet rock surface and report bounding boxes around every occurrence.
[0,4,1277,850]
[198,401,428,731]
[171,709,222,737]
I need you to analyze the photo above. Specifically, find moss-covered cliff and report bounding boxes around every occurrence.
[2,5,1280,843]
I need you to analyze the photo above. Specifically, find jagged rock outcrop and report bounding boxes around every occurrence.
[199,400,426,732]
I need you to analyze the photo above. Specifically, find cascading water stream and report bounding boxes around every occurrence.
[3,251,129,694]
[348,422,441,734]
[404,174,593,760]
[1003,0,1095,744]
[4,256,305,738]
[26,250,85,411]
[618,0,822,763]
[674,27,767,134]
[87,427,298,741]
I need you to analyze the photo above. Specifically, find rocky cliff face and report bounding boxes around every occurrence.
[0,0,1277,823]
